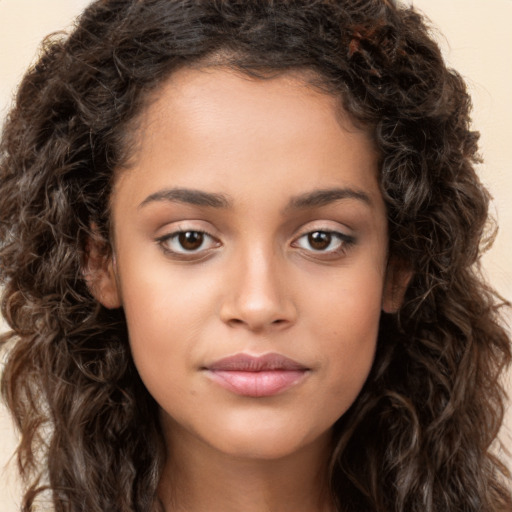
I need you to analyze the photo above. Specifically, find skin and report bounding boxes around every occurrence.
[90,67,405,512]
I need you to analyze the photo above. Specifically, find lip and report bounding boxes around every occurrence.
[204,353,310,397]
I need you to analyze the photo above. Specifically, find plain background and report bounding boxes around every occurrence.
[1,0,511,509]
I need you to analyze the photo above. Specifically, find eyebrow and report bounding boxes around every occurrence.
[139,188,231,209]
[138,186,372,211]
[284,187,372,211]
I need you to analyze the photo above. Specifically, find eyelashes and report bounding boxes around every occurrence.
[156,227,356,261]
[156,229,220,258]
[292,230,355,255]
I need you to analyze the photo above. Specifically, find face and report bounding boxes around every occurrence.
[93,67,400,461]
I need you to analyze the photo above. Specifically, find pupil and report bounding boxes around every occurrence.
[179,231,204,250]
[308,231,331,250]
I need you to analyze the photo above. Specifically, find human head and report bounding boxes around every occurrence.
[1,1,510,510]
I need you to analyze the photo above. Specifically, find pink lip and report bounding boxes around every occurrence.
[204,353,310,397]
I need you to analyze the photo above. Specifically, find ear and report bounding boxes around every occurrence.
[382,257,413,314]
[83,229,121,309]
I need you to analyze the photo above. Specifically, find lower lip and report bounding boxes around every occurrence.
[206,370,308,397]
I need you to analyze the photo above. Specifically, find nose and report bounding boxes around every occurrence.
[219,248,297,333]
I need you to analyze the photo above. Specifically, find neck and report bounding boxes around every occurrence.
[157,422,335,512]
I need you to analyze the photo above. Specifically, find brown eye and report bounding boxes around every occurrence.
[293,229,354,256]
[178,231,204,251]
[158,230,219,256]
[307,231,332,251]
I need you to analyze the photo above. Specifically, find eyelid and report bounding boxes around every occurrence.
[293,220,355,241]
[290,224,356,256]
[155,225,221,259]
[293,230,353,248]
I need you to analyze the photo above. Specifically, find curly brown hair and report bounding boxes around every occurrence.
[1,0,511,510]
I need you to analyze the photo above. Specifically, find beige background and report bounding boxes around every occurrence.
[1,0,511,509]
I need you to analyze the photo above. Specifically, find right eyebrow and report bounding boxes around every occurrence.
[138,187,231,209]
[283,187,372,213]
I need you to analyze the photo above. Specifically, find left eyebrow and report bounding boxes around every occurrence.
[284,187,372,212]
[138,187,231,209]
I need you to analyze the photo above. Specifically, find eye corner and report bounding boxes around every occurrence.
[156,228,221,260]
[291,228,356,259]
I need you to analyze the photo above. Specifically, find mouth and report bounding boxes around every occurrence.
[204,353,310,397]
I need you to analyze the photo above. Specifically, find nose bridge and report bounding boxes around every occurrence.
[220,240,296,331]
[242,244,281,304]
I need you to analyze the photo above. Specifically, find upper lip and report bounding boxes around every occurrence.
[206,353,308,372]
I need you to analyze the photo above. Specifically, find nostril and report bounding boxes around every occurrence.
[220,293,297,331]
[226,317,289,329]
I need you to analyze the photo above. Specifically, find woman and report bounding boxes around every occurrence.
[1,0,511,510]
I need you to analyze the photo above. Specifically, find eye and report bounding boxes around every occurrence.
[157,230,219,256]
[293,230,354,254]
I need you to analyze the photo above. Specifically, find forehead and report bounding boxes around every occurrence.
[115,66,381,210]
[132,67,370,150]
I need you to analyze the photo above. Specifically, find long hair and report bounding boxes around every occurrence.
[1,1,510,510]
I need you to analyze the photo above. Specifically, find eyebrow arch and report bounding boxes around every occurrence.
[139,187,231,209]
[285,187,372,212]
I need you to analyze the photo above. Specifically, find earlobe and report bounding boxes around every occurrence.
[382,259,413,314]
[83,232,121,309]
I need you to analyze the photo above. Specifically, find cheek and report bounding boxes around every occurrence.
[117,267,209,383]
[121,287,204,416]
[119,255,217,337]
[303,266,384,407]
[117,260,232,403]
[303,258,384,339]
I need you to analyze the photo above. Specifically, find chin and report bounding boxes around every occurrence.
[202,421,332,462]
